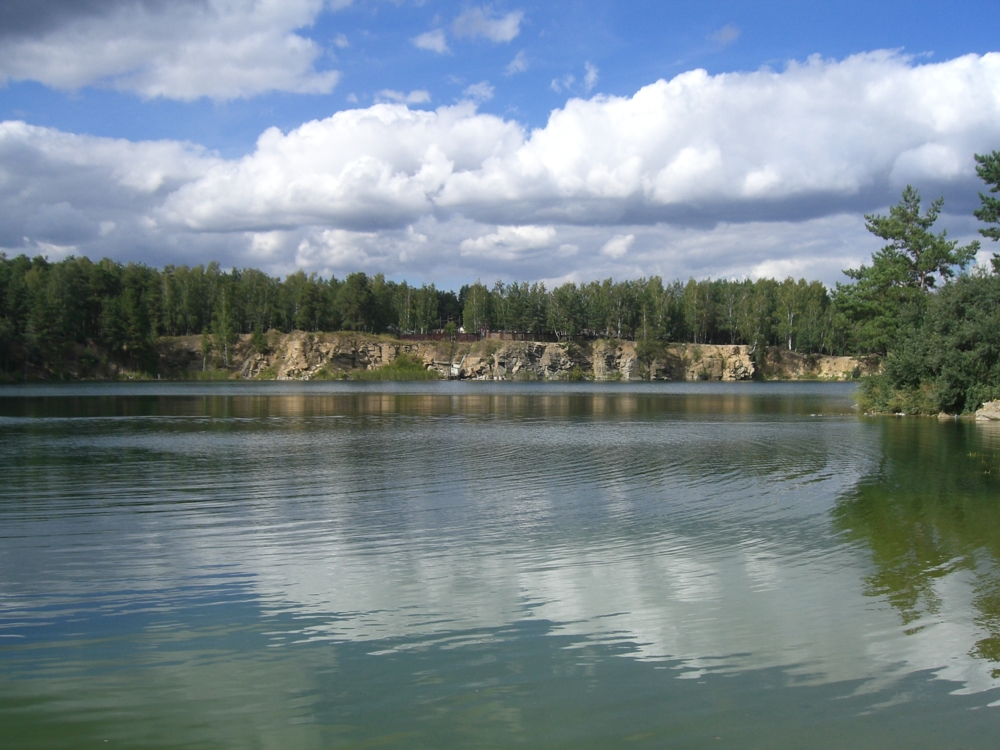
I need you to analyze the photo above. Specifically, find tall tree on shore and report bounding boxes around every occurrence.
[865,185,979,291]
[835,186,979,354]
[337,272,375,332]
[548,283,585,341]
[461,281,490,334]
[974,150,1000,271]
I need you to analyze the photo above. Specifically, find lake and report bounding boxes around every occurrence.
[2,381,1000,748]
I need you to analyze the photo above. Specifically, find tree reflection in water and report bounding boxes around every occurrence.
[833,420,1000,676]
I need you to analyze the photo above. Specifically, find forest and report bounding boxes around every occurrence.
[0,255,848,375]
[1,149,999,415]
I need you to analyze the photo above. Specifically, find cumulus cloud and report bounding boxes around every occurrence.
[459,225,557,260]
[0,119,238,265]
[163,51,1000,235]
[0,0,342,100]
[4,51,1000,285]
[584,62,599,92]
[159,102,524,232]
[453,6,524,43]
[600,233,634,258]
[412,29,449,54]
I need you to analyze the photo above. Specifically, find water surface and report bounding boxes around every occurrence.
[2,382,1000,748]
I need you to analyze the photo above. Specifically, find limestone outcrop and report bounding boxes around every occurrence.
[758,347,866,381]
[457,342,584,381]
[976,400,1000,421]
[160,332,863,383]
[649,344,755,381]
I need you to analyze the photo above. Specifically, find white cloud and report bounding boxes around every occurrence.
[4,51,1000,286]
[297,228,383,270]
[453,7,524,43]
[159,102,524,233]
[505,50,528,75]
[463,81,495,102]
[333,33,349,49]
[460,225,557,259]
[0,0,343,100]
[376,89,432,104]
[412,29,449,54]
[0,119,237,266]
[709,24,741,46]
[584,62,599,92]
[600,233,634,258]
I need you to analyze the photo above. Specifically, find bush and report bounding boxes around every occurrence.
[349,353,439,381]
[858,273,1000,414]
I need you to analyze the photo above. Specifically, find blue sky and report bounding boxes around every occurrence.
[1,0,998,287]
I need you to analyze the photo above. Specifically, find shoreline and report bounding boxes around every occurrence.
[5,332,867,384]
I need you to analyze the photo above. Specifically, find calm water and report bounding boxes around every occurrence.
[2,381,1000,749]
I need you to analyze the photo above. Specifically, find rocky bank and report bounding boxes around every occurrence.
[159,332,864,382]
[976,400,1000,421]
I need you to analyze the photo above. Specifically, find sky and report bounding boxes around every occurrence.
[1,0,998,288]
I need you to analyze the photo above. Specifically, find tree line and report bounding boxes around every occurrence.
[0,255,851,377]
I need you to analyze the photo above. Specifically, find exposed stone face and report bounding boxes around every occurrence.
[758,347,865,381]
[976,400,1000,421]
[654,344,755,381]
[161,332,864,382]
[592,342,639,380]
[454,342,582,380]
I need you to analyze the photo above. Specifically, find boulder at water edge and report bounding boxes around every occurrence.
[975,400,1000,421]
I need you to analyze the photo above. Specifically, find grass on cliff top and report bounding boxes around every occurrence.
[349,354,440,381]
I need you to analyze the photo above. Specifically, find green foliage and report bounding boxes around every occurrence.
[634,337,666,368]
[975,150,1000,244]
[834,186,978,356]
[249,328,269,355]
[864,185,979,291]
[199,329,213,371]
[337,272,375,332]
[859,273,1000,414]
[854,157,1000,414]
[548,282,585,340]
[461,281,491,335]
[349,354,439,381]
[310,366,343,381]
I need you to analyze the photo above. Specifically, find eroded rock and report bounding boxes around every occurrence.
[160,332,865,383]
[976,400,1000,421]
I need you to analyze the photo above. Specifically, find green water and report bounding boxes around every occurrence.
[2,381,1000,749]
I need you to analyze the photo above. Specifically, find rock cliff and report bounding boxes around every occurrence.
[160,332,864,382]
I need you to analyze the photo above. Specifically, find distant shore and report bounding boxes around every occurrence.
[5,331,868,384]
